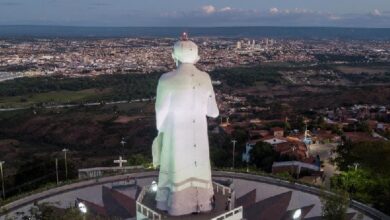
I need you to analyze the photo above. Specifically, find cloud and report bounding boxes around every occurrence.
[329,15,342,20]
[202,5,216,14]
[269,7,279,14]
[156,6,390,28]
[2,2,388,28]
[370,9,382,16]
[0,1,22,6]
[220,7,232,12]
[201,5,238,15]
[269,7,316,15]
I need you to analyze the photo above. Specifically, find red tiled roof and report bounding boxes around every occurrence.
[344,132,382,142]
[271,127,284,132]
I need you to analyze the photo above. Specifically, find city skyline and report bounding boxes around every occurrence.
[0,0,389,28]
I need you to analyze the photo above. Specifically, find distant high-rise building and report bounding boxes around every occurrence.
[236,41,242,49]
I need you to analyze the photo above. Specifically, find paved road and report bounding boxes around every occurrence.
[308,143,338,188]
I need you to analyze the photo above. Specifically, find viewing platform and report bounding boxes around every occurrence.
[1,171,388,220]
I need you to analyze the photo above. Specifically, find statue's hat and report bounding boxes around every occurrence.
[172,32,200,64]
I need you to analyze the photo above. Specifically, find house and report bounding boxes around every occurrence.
[262,136,288,145]
[273,141,308,161]
[271,127,284,138]
[249,130,270,139]
[344,132,382,142]
[314,130,341,143]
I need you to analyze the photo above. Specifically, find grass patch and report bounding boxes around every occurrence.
[0,88,110,108]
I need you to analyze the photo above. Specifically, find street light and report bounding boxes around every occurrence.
[293,208,302,219]
[55,158,59,185]
[62,148,69,180]
[78,202,87,214]
[120,138,126,157]
[78,202,87,220]
[231,140,237,169]
[0,161,5,200]
[150,181,158,192]
[353,162,359,171]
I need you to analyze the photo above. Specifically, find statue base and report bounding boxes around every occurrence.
[136,181,243,220]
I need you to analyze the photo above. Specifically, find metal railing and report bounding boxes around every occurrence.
[272,161,320,171]
[213,182,232,195]
[211,206,243,220]
[213,171,389,220]
[212,181,235,210]
[78,166,144,179]
[136,186,161,220]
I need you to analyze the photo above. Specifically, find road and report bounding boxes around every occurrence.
[308,143,339,188]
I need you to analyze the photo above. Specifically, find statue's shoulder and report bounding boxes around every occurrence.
[159,71,176,83]
[197,70,212,82]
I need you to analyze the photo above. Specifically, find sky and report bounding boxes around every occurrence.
[0,0,389,28]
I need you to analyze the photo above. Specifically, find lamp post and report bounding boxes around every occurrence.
[0,161,5,200]
[62,148,69,180]
[55,158,59,185]
[120,138,126,157]
[293,208,302,219]
[231,140,237,169]
[78,202,87,220]
[353,162,359,171]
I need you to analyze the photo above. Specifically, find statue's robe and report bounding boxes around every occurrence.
[154,63,219,216]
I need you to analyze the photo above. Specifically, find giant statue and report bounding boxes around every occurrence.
[152,33,219,216]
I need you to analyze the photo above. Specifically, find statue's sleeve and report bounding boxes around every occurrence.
[155,77,170,131]
[206,76,219,118]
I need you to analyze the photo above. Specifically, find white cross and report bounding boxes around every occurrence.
[114,156,127,167]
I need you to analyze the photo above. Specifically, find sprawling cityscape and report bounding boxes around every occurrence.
[1,37,389,80]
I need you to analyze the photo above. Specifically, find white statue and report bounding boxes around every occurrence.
[152,33,219,216]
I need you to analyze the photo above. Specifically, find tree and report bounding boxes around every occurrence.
[11,157,77,197]
[321,189,350,220]
[127,154,150,166]
[24,203,87,220]
[333,141,390,215]
[249,141,279,172]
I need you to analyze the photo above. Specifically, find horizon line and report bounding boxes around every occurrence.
[0,24,390,29]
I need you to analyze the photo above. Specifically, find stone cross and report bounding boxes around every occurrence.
[114,156,127,167]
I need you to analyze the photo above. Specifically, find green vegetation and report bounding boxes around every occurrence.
[127,153,151,167]
[0,73,161,108]
[332,141,390,215]
[2,156,78,199]
[315,54,366,63]
[249,142,279,172]
[0,74,160,97]
[3,202,103,220]
[1,63,390,110]
[320,189,350,220]
[0,89,108,108]
[210,65,283,89]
